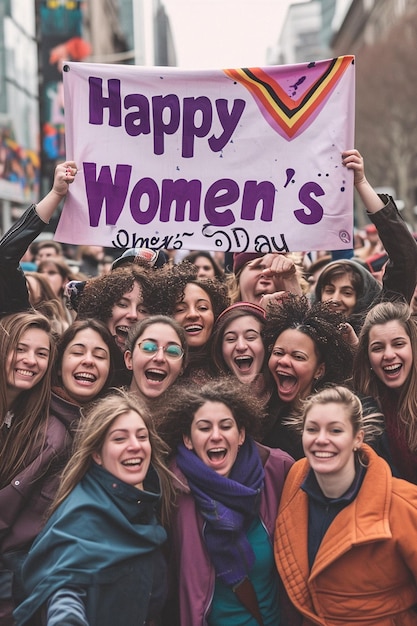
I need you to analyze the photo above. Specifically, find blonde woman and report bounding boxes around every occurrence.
[275,386,417,625]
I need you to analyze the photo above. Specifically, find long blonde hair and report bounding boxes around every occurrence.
[0,312,56,487]
[50,389,175,525]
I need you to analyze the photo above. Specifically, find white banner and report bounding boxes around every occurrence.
[56,57,355,253]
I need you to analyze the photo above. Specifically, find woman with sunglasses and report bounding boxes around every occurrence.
[124,315,188,402]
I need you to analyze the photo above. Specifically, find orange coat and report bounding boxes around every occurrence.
[275,444,417,625]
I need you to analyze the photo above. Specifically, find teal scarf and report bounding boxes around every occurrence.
[14,462,166,624]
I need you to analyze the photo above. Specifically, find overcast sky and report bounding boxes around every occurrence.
[162,0,301,68]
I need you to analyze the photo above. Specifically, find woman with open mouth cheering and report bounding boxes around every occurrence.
[262,294,355,459]
[158,378,295,626]
[154,261,230,384]
[124,315,188,403]
[352,300,417,484]
[211,302,272,405]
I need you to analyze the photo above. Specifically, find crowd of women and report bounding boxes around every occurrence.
[2,150,417,625]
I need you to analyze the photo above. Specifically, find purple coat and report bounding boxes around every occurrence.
[167,442,294,625]
[0,392,79,553]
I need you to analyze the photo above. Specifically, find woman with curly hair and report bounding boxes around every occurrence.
[157,378,294,626]
[153,262,230,384]
[67,266,155,386]
[352,300,417,484]
[74,265,154,354]
[262,294,355,458]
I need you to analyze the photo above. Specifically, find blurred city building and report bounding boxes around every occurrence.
[268,0,340,64]
[0,0,39,233]
[85,0,176,66]
[268,0,417,229]
[269,0,417,65]
[0,0,176,235]
[332,0,417,54]
[331,0,417,228]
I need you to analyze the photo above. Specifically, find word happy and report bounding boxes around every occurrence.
[83,77,326,232]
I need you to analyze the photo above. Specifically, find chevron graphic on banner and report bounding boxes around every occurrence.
[224,56,354,140]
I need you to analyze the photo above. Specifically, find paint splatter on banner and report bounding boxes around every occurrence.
[56,56,355,253]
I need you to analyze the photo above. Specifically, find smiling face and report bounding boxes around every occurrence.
[6,328,51,404]
[124,322,184,398]
[368,320,413,390]
[107,282,149,351]
[238,260,277,305]
[268,328,325,405]
[183,401,245,477]
[174,283,215,348]
[320,273,357,317]
[93,410,151,490]
[222,315,264,383]
[302,402,363,493]
[60,328,111,404]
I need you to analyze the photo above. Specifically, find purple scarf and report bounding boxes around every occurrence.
[176,437,264,586]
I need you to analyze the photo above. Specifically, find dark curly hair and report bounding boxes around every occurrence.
[262,294,354,387]
[76,266,154,323]
[186,277,230,320]
[149,261,230,319]
[156,377,265,454]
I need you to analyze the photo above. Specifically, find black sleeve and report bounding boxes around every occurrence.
[0,204,46,316]
[370,195,417,304]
